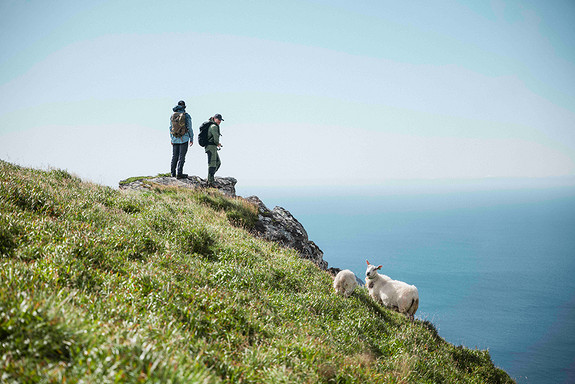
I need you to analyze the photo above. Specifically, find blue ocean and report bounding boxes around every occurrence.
[240,181,575,384]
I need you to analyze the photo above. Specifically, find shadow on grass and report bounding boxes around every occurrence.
[354,289,398,326]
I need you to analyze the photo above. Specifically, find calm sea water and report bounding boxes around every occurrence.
[241,182,575,384]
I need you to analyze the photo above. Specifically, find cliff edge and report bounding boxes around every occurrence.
[1,160,514,383]
[120,175,328,270]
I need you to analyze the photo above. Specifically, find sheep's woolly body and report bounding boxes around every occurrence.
[365,262,419,318]
[333,270,357,297]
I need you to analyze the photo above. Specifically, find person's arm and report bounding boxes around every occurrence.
[209,124,220,146]
[187,114,193,145]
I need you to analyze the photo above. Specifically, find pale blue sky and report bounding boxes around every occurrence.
[1,0,574,188]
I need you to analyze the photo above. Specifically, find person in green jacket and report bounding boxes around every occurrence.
[205,113,224,186]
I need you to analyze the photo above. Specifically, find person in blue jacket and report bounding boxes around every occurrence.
[170,100,193,179]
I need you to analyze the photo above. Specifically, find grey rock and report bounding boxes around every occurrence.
[119,175,237,197]
[245,196,328,270]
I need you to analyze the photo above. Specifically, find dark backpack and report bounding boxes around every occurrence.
[170,112,187,137]
[198,121,213,147]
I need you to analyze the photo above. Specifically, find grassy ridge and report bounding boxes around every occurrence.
[0,160,514,383]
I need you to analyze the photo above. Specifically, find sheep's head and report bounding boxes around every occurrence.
[365,260,382,279]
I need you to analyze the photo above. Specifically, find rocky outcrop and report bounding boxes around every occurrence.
[119,176,328,270]
[244,196,327,270]
[119,176,237,197]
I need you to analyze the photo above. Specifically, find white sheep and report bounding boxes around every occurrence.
[365,260,419,319]
[333,269,358,297]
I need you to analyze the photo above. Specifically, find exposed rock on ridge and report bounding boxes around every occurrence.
[244,196,327,270]
[120,175,237,197]
[119,176,328,270]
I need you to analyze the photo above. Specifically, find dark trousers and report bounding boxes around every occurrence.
[205,145,221,183]
[171,142,189,176]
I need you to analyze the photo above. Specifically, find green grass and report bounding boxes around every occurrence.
[118,173,171,186]
[0,160,514,383]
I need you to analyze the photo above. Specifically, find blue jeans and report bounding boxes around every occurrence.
[171,142,189,176]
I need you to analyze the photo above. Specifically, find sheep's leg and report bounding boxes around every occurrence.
[405,298,418,320]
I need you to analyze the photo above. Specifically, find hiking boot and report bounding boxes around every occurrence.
[176,174,188,179]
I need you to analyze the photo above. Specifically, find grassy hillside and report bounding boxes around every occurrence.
[0,160,514,383]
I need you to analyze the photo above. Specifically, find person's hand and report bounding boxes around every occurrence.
[189,141,194,147]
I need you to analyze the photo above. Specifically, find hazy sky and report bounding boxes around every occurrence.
[1,0,574,188]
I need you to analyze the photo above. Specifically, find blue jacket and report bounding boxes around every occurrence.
[170,105,193,144]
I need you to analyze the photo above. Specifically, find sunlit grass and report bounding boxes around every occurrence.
[0,160,514,383]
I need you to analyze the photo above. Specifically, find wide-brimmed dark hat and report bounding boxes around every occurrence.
[214,113,224,121]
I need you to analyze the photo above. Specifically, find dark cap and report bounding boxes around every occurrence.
[178,100,186,107]
[214,113,224,121]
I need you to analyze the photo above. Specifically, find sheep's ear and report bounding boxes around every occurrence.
[377,265,382,270]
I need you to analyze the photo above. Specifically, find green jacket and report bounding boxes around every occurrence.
[207,123,220,146]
